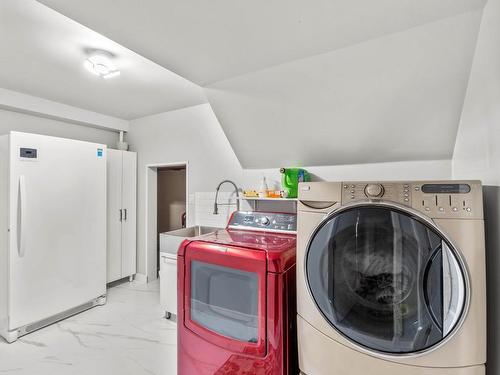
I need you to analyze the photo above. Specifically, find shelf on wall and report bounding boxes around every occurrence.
[238,196,298,213]
[238,197,298,201]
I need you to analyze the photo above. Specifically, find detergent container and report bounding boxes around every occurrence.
[280,168,310,198]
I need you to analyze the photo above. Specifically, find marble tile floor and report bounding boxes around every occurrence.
[0,280,177,375]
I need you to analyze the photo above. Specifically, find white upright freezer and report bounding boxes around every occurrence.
[0,132,107,343]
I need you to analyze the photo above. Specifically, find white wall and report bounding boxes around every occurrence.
[0,109,118,147]
[452,0,500,186]
[241,160,452,190]
[128,103,452,280]
[128,104,242,278]
[452,0,500,373]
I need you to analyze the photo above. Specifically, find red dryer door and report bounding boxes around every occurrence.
[183,241,268,357]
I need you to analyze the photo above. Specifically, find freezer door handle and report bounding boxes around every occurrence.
[18,175,27,258]
[123,208,127,221]
[119,209,123,222]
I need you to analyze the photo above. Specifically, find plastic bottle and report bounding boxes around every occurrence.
[259,176,269,198]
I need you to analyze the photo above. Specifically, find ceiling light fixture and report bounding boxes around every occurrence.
[84,50,120,79]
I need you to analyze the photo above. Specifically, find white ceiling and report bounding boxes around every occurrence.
[206,10,483,168]
[38,0,486,85]
[5,0,487,167]
[36,0,487,168]
[0,0,206,120]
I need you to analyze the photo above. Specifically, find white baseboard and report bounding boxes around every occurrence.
[133,273,148,284]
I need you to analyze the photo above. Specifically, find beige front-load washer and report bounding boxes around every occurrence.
[296,181,486,375]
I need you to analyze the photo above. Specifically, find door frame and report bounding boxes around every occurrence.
[145,161,189,282]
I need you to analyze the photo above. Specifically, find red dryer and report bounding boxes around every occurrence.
[177,211,298,375]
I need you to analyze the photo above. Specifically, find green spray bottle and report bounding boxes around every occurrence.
[280,168,310,198]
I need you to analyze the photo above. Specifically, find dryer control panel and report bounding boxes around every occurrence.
[228,211,297,233]
[341,180,483,219]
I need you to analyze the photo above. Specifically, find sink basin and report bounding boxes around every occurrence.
[159,226,221,256]
[166,225,220,238]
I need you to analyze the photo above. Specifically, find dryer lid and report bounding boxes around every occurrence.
[195,229,296,273]
[305,203,467,355]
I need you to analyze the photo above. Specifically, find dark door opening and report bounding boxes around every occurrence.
[157,166,187,271]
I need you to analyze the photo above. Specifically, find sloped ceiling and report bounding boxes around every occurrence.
[37,0,486,167]
[206,11,483,167]
[0,0,206,120]
[38,0,485,85]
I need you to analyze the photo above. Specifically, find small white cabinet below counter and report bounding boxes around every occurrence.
[159,230,185,319]
[107,149,137,283]
[159,226,220,319]
[159,252,177,319]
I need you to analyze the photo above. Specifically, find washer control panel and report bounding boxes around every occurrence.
[341,181,483,219]
[412,181,482,219]
[342,182,412,205]
[228,211,297,233]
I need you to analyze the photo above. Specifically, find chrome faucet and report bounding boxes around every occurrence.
[213,180,240,214]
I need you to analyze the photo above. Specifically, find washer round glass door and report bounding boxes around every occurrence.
[306,204,467,355]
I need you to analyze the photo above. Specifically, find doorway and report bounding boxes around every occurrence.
[157,166,187,271]
[145,162,188,281]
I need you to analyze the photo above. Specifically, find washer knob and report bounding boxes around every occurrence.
[364,184,384,198]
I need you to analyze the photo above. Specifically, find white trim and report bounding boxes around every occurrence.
[0,88,129,132]
[144,161,189,282]
[133,273,148,284]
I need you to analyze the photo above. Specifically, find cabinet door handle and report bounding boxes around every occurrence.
[119,209,123,222]
[124,208,128,221]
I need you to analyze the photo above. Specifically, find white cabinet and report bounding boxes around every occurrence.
[159,253,177,319]
[107,149,137,283]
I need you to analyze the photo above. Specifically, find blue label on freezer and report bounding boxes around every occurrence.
[97,148,103,157]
